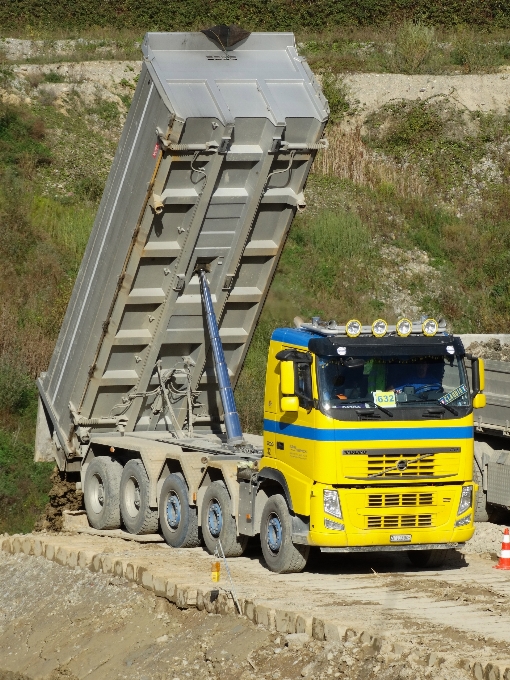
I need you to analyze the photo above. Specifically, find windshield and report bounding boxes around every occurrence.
[317,354,470,415]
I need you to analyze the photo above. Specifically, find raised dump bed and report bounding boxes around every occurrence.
[36,31,328,466]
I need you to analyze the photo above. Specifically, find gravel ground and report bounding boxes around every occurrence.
[0,551,476,680]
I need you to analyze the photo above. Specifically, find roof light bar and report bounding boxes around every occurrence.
[299,316,447,337]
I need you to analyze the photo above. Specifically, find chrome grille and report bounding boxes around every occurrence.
[368,493,434,507]
[367,514,433,529]
[367,453,436,478]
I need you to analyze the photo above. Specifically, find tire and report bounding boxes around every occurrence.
[159,473,200,548]
[260,494,310,574]
[119,459,159,535]
[407,548,449,568]
[473,461,489,522]
[84,456,122,530]
[201,481,248,557]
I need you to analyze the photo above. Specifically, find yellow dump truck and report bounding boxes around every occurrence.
[35,30,484,573]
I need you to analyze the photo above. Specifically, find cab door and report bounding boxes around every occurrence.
[275,353,315,480]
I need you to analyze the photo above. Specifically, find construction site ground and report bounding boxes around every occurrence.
[1,521,510,680]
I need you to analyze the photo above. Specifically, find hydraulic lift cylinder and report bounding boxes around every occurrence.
[199,270,244,445]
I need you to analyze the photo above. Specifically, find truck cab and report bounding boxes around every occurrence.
[258,317,484,569]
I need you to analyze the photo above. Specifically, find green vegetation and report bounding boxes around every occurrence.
[1,0,510,33]
[0,96,117,532]
[301,23,510,75]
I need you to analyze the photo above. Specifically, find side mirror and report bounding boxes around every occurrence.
[281,396,299,412]
[471,357,485,395]
[473,393,486,409]
[280,361,295,395]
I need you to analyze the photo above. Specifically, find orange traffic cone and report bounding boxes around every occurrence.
[494,527,510,570]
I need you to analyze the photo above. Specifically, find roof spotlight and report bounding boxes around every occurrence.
[372,319,387,338]
[396,318,412,337]
[422,318,438,337]
[345,319,362,338]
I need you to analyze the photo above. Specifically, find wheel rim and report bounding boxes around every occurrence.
[89,473,105,514]
[207,498,222,538]
[266,512,283,555]
[125,476,141,518]
[166,491,181,531]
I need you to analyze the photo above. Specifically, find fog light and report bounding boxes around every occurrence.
[372,319,387,338]
[455,513,472,527]
[345,319,361,338]
[457,485,473,515]
[396,318,412,337]
[422,318,438,336]
[325,518,345,531]
[323,489,342,519]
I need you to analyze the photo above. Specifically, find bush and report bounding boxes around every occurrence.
[392,21,436,73]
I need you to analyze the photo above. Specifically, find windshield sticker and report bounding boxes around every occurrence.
[439,384,468,406]
[372,390,397,408]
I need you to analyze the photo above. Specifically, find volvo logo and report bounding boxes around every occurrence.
[396,459,408,471]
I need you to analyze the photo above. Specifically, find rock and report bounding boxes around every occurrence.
[485,664,501,680]
[156,634,168,643]
[301,662,316,677]
[473,662,484,680]
[285,633,310,649]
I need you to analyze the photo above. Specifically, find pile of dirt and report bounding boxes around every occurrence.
[462,520,510,557]
[466,338,510,361]
[34,468,83,532]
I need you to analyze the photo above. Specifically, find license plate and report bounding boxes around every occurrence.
[390,534,412,542]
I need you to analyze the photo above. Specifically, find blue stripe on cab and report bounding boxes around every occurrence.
[271,327,317,348]
[263,419,473,441]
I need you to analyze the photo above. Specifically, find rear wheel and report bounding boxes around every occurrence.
[407,548,449,568]
[119,459,159,534]
[84,457,122,530]
[159,473,200,548]
[260,494,309,573]
[201,481,248,557]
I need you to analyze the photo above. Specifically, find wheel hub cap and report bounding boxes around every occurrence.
[267,513,282,553]
[207,500,222,538]
[166,492,181,530]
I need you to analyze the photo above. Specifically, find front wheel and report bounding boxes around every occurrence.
[260,494,309,573]
[407,548,449,568]
[159,473,200,548]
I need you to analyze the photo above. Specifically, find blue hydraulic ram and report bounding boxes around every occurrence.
[199,269,244,446]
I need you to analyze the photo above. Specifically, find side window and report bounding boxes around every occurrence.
[294,362,313,409]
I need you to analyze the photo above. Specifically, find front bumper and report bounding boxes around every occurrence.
[306,482,475,548]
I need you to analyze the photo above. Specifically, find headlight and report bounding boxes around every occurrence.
[457,485,473,515]
[422,318,438,336]
[372,319,387,338]
[455,513,472,527]
[324,489,342,519]
[396,318,412,337]
[345,319,361,338]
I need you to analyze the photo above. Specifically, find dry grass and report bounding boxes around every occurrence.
[315,124,425,197]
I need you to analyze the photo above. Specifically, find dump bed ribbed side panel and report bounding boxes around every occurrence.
[38,32,328,455]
